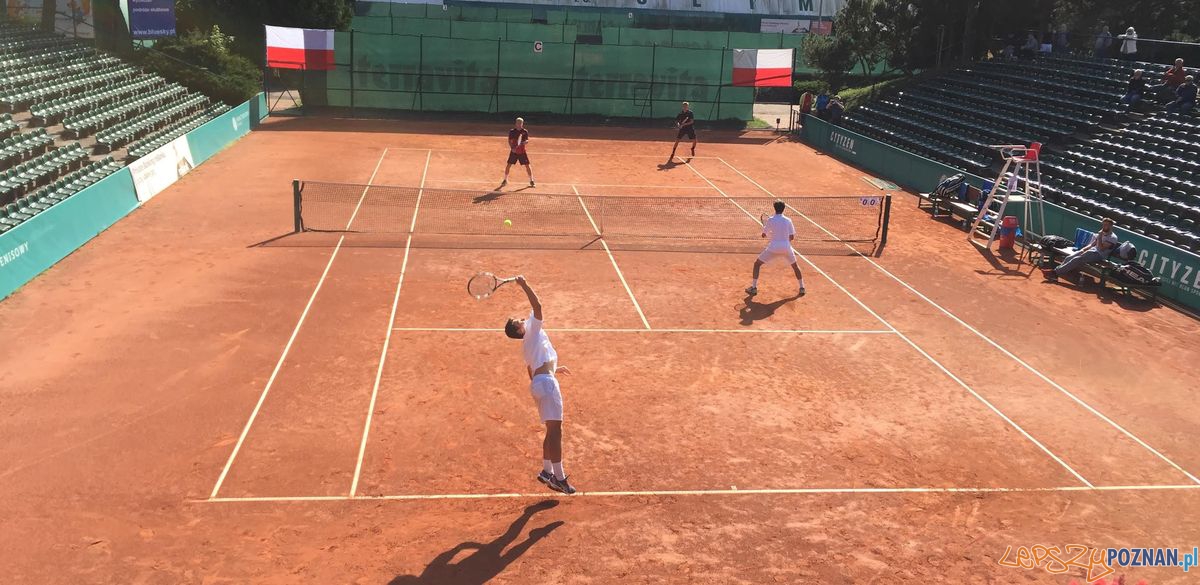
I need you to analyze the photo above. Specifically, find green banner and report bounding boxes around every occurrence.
[187,93,267,165]
[800,115,1200,312]
[0,168,138,300]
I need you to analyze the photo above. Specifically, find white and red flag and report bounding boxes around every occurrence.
[265,25,335,70]
[731,49,794,87]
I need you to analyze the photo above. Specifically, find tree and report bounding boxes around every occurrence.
[833,0,886,78]
[873,2,923,74]
[801,34,856,92]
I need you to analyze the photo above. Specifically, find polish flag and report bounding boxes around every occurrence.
[731,49,794,87]
[265,25,335,70]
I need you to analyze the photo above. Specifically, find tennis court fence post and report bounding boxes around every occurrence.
[881,194,892,246]
[292,180,303,233]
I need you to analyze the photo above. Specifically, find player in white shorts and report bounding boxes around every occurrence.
[505,276,577,495]
[746,200,806,297]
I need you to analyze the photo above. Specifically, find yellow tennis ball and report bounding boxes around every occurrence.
[503,219,512,227]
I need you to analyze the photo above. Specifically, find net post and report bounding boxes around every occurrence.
[292,180,303,233]
[880,194,892,246]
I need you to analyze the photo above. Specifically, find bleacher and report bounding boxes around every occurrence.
[0,22,232,232]
[844,52,1199,253]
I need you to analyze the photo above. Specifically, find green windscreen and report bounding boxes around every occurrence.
[305,27,758,120]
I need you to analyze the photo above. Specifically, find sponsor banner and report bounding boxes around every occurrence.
[129,0,176,39]
[0,169,138,301]
[128,134,194,203]
[185,95,263,165]
[760,18,813,34]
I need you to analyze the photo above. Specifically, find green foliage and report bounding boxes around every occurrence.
[838,77,915,109]
[137,25,262,105]
[835,0,887,77]
[793,79,829,96]
[801,34,856,92]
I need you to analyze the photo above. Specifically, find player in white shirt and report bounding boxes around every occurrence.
[746,201,806,297]
[504,276,577,495]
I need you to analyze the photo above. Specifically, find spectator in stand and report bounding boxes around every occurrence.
[1166,75,1197,114]
[1039,32,1054,54]
[827,96,845,125]
[1121,69,1147,106]
[1043,218,1120,282]
[1093,25,1112,58]
[1054,26,1070,53]
[1117,27,1138,60]
[1020,32,1039,59]
[1150,58,1188,101]
[814,92,830,121]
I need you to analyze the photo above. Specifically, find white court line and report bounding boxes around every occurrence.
[718,158,1200,487]
[425,178,715,190]
[391,327,894,334]
[573,184,651,330]
[349,150,433,497]
[201,483,1200,504]
[209,148,391,499]
[384,146,719,159]
[683,159,1093,488]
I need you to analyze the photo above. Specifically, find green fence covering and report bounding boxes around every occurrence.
[309,30,754,120]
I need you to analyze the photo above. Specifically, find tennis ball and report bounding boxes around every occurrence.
[504,219,513,227]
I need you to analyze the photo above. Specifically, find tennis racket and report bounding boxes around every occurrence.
[467,272,515,300]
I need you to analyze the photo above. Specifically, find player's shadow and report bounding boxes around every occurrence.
[387,500,563,585]
[738,293,802,325]
[474,186,532,203]
[656,157,690,171]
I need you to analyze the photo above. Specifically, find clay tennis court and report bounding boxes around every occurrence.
[2,116,1199,583]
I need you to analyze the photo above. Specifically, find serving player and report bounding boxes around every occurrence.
[504,276,576,495]
[747,201,806,297]
[502,117,535,187]
[669,101,697,162]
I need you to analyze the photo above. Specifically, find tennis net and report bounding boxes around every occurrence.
[291,181,890,245]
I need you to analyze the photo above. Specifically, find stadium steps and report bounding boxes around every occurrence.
[846,54,1200,252]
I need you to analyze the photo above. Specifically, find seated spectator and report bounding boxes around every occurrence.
[1117,27,1137,60]
[1043,218,1119,282]
[1093,25,1112,58]
[1150,58,1188,101]
[1121,69,1146,106]
[827,96,845,125]
[1166,75,1197,114]
[1054,27,1069,53]
[1020,32,1039,59]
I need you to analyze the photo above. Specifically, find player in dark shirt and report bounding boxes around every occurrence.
[669,101,697,162]
[502,117,534,187]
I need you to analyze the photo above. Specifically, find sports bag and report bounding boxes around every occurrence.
[1039,234,1072,250]
[1112,262,1160,286]
[932,174,965,200]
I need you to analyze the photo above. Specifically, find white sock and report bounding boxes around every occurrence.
[543,460,553,475]
[798,278,805,289]
[751,278,758,287]
[552,461,565,480]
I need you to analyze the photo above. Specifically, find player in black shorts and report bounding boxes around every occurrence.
[502,117,534,187]
[669,101,697,162]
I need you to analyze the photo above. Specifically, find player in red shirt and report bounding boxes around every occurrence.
[502,117,534,187]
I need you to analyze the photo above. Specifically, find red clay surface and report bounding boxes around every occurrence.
[1,116,1199,584]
